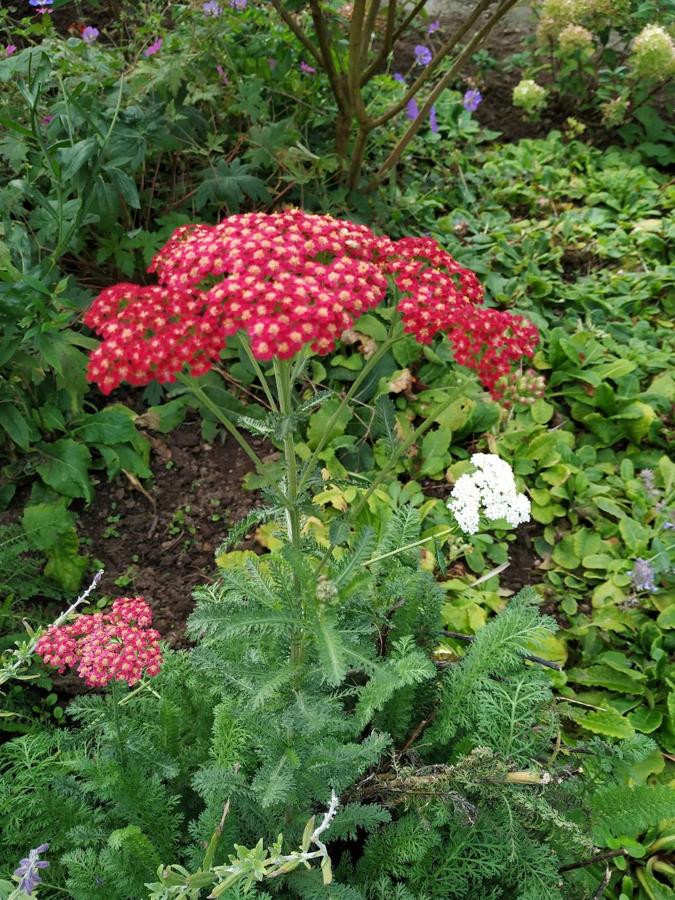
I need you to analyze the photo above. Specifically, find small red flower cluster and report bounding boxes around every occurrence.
[84,209,538,397]
[35,597,162,688]
[389,237,539,395]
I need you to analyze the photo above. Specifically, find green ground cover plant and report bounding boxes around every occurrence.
[0,2,673,898]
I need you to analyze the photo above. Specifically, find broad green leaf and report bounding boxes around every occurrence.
[619,517,650,552]
[136,397,188,433]
[34,439,92,501]
[573,529,602,559]
[0,405,32,449]
[531,398,554,424]
[22,499,74,551]
[628,707,663,734]
[307,399,352,450]
[578,707,635,739]
[44,543,88,593]
[656,606,675,629]
[73,405,138,445]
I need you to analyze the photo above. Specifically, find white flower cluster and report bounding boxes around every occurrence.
[447,454,531,535]
[630,24,675,82]
[512,79,547,115]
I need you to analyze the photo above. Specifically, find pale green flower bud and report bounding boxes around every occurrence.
[600,96,629,127]
[630,24,675,81]
[558,24,594,52]
[513,79,547,115]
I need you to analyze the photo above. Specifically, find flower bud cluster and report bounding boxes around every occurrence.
[497,368,547,409]
[600,96,629,126]
[630,24,675,81]
[558,23,594,52]
[513,79,547,115]
[85,210,538,399]
[448,453,531,535]
[35,597,162,688]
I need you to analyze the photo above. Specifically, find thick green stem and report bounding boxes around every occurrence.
[273,359,302,549]
[239,335,278,412]
[272,358,305,670]
[177,374,266,473]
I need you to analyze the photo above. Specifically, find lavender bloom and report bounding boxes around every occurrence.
[41,114,54,125]
[230,0,247,8]
[300,60,316,74]
[82,26,99,43]
[631,558,657,592]
[6,44,17,56]
[203,0,222,14]
[393,72,406,84]
[428,19,440,34]
[639,469,661,501]
[216,64,229,84]
[144,38,163,57]
[429,105,438,132]
[463,88,483,112]
[14,844,49,895]
[29,0,53,5]
[406,98,419,120]
[414,44,432,66]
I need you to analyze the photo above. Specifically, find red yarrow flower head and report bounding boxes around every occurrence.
[84,210,538,398]
[35,597,162,688]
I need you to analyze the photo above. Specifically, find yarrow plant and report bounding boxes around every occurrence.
[448,453,531,534]
[84,210,537,397]
[35,597,162,688]
[83,210,538,560]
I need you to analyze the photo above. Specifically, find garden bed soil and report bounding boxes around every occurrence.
[77,421,262,646]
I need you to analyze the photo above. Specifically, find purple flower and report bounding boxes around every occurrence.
[393,72,406,84]
[144,38,163,57]
[203,0,222,14]
[631,558,657,593]
[300,61,316,74]
[414,44,432,66]
[14,844,49,896]
[216,64,229,84]
[41,114,54,125]
[82,26,99,44]
[29,0,53,5]
[428,20,440,34]
[406,98,419,120]
[230,0,247,8]
[429,105,438,133]
[463,88,483,112]
[6,44,17,56]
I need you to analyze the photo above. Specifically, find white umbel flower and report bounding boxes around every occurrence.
[448,453,531,535]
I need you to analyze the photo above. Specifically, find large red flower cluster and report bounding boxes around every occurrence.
[35,597,162,688]
[84,209,538,397]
